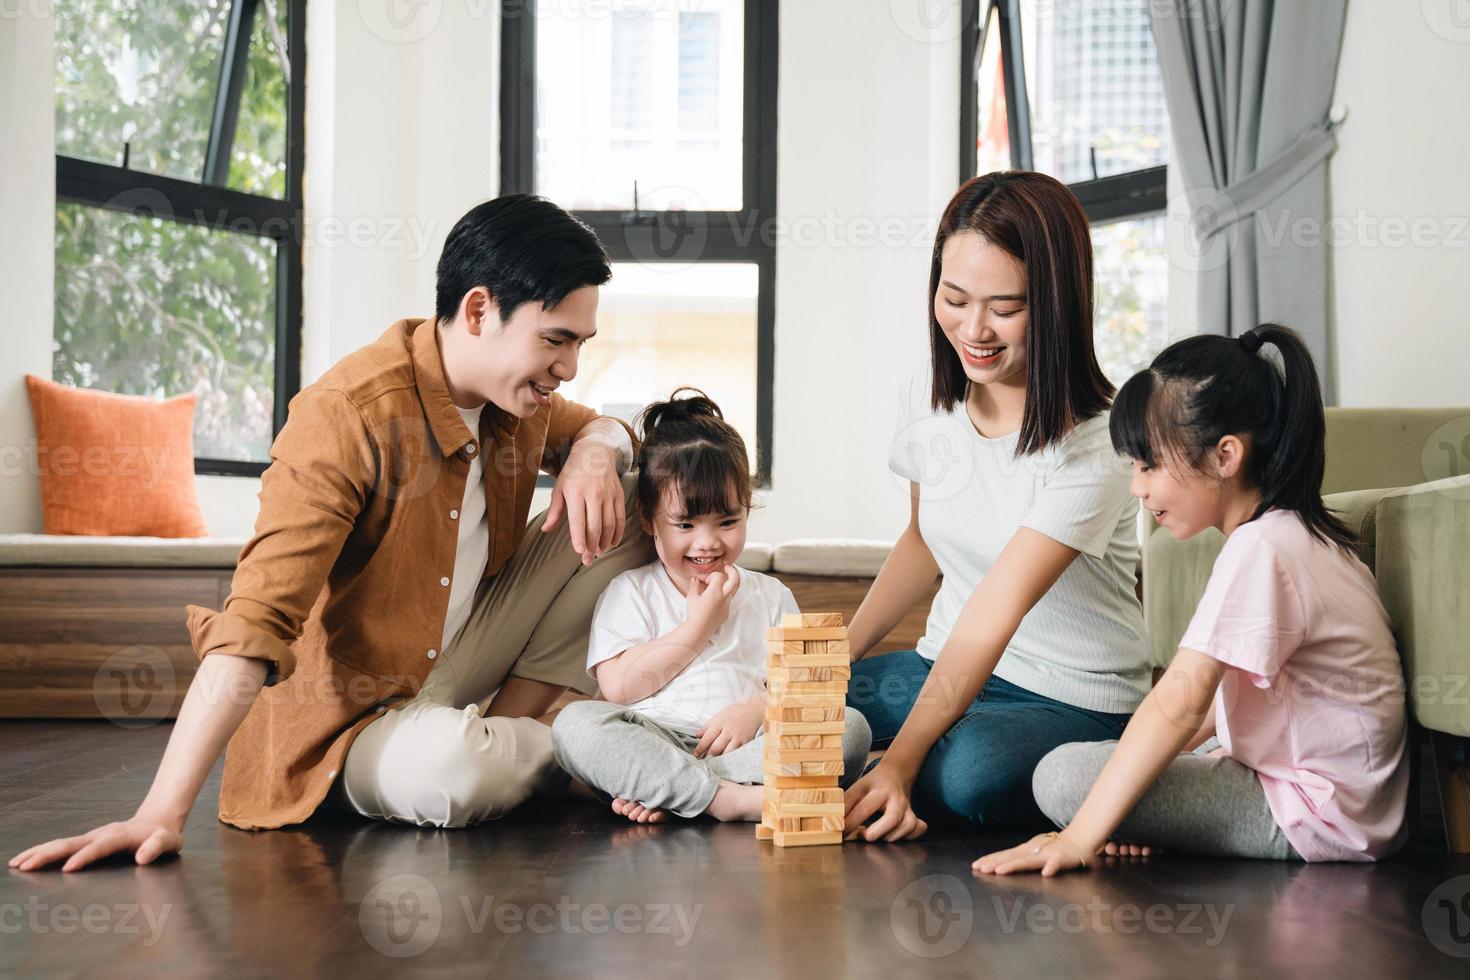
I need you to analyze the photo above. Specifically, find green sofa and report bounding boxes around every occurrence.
[1140,407,1470,852]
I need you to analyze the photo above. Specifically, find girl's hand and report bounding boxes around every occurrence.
[694,699,763,758]
[9,812,184,872]
[685,567,739,632]
[972,831,1093,877]
[1102,840,1161,858]
[843,762,929,842]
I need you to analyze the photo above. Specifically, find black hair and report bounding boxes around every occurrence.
[1109,323,1355,551]
[635,388,752,522]
[434,195,611,323]
[929,171,1114,456]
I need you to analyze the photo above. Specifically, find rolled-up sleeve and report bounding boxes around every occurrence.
[186,388,371,684]
[540,393,638,476]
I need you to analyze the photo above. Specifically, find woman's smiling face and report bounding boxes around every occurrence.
[933,230,1029,390]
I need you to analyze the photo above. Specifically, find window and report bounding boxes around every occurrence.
[961,0,1169,387]
[502,0,776,482]
[54,0,304,474]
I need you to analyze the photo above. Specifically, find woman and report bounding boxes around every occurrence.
[843,171,1151,841]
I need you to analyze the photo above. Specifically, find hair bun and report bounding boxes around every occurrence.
[636,387,723,439]
[1240,330,1265,354]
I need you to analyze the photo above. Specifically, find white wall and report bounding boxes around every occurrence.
[5,1,1467,543]
[747,0,958,544]
[1328,2,1470,407]
[0,8,56,533]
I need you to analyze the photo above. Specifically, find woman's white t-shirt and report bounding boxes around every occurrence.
[889,365,1150,714]
[586,562,800,735]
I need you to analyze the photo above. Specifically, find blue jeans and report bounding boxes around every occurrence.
[847,650,1134,830]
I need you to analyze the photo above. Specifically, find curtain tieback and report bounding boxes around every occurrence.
[1193,116,1342,241]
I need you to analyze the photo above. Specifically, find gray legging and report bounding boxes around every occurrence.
[552,699,873,818]
[1032,738,1303,861]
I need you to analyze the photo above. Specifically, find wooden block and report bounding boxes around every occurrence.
[765,787,843,806]
[764,759,845,777]
[772,803,844,820]
[768,774,840,789]
[766,640,805,659]
[768,678,848,698]
[776,733,845,750]
[766,626,847,642]
[755,823,773,840]
[827,639,850,657]
[767,651,848,669]
[772,747,844,764]
[768,690,846,708]
[772,829,842,847]
[764,719,846,737]
[782,612,845,628]
[802,640,828,656]
[767,664,851,683]
[802,816,844,832]
[771,704,845,723]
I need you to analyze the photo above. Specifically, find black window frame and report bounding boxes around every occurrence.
[54,0,307,479]
[959,0,1167,225]
[500,0,779,486]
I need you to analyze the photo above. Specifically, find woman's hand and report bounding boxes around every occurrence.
[694,698,763,758]
[9,811,184,872]
[843,761,928,842]
[686,567,739,633]
[972,831,1093,877]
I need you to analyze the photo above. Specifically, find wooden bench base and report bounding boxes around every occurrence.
[0,567,936,721]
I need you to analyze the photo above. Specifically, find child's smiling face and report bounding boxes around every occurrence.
[644,482,749,596]
[1129,434,1253,539]
[1130,458,1220,539]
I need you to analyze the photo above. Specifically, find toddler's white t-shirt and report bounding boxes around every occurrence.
[586,562,799,735]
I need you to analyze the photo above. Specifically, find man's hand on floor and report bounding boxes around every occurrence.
[9,811,184,872]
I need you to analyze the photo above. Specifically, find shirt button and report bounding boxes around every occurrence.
[450,509,459,519]
[440,576,450,587]
[465,444,477,456]
[427,649,438,660]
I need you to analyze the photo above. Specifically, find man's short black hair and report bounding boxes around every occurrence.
[434,195,611,323]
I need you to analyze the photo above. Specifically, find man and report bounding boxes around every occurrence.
[11,195,653,871]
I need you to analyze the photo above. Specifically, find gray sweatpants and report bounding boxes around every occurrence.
[1032,738,1303,861]
[552,699,873,818]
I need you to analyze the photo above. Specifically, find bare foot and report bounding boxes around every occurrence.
[703,780,763,822]
[611,797,669,824]
[1101,841,1163,857]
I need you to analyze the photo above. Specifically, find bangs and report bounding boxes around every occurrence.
[1109,370,1158,466]
[1109,369,1212,472]
[657,442,750,518]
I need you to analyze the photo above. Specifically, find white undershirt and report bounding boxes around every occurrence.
[442,404,490,650]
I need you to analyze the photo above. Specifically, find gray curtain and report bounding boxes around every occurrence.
[1150,0,1349,392]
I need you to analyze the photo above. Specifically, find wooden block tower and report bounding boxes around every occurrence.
[756,612,852,847]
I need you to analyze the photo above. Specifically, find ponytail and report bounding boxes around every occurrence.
[635,388,753,521]
[1244,325,1354,549]
[1109,323,1355,551]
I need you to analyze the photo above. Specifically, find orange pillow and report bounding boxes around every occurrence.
[25,375,209,537]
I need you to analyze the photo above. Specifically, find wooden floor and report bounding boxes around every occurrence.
[3,720,1469,977]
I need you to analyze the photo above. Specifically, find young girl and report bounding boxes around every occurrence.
[552,389,872,824]
[975,324,1409,875]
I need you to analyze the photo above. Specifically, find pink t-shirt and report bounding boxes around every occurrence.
[1179,509,1408,862]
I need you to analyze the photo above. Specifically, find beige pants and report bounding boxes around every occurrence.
[336,474,654,828]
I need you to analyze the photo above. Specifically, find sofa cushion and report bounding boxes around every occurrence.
[25,375,209,537]
[0,533,246,568]
[736,542,774,572]
[773,539,892,578]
